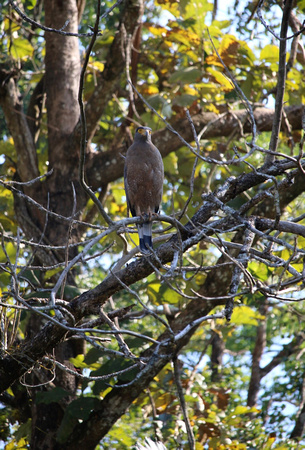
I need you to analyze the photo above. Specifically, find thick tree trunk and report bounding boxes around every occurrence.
[44,0,83,248]
[1,1,305,447]
[29,1,82,448]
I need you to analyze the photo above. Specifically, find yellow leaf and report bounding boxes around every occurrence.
[90,61,104,72]
[147,25,167,37]
[156,0,180,17]
[10,37,34,60]
[0,242,16,263]
[140,85,159,96]
[231,305,265,326]
[231,405,249,415]
[154,393,174,412]
[206,35,240,67]
[207,67,234,91]
[168,27,200,47]
[260,44,279,63]
[206,103,221,113]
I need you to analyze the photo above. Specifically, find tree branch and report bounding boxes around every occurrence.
[86,105,305,190]
[79,0,144,143]
[0,72,39,183]
[247,301,268,408]
[0,156,299,393]
[260,333,305,379]
[266,0,294,164]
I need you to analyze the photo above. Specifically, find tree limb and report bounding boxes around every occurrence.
[86,105,305,190]
[0,72,39,183]
[266,0,294,164]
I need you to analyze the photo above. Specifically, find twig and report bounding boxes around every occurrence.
[60,183,77,299]
[173,357,195,450]
[206,28,257,149]
[99,309,137,360]
[257,0,304,41]
[43,356,140,381]
[266,0,294,165]
[109,269,174,333]
[174,312,224,343]
[2,169,53,185]
[0,179,106,230]
[128,80,259,167]
[225,220,255,321]
[7,0,124,37]
[78,1,114,226]
[177,111,200,221]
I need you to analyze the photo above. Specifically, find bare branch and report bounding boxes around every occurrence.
[7,0,124,37]
[173,357,195,450]
[77,0,114,226]
[224,219,255,321]
[257,0,304,41]
[266,0,294,165]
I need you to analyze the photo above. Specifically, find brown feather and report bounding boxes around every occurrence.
[124,127,164,252]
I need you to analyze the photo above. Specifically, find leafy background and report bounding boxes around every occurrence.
[1,0,305,448]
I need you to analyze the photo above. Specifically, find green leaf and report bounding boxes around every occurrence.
[14,419,32,442]
[26,0,37,10]
[70,354,100,370]
[230,405,250,415]
[169,67,202,83]
[147,281,161,305]
[10,37,34,60]
[67,397,99,420]
[248,260,271,281]
[163,152,178,175]
[173,94,198,107]
[231,305,265,326]
[0,139,16,159]
[57,397,99,443]
[36,387,70,405]
[148,94,165,110]
[298,0,305,12]
[0,242,16,263]
[260,44,279,63]
[159,284,182,305]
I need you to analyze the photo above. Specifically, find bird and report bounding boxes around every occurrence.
[124,126,164,253]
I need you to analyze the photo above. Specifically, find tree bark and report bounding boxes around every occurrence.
[85,104,305,191]
[0,158,298,389]
[211,330,224,382]
[0,72,39,184]
[83,0,144,142]
[247,301,268,408]
[1,1,305,447]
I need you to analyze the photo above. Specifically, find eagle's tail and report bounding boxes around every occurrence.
[138,222,153,253]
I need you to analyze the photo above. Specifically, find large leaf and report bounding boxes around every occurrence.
[36,387,70,405]
[10,37,34,60]
[169,67,202,83]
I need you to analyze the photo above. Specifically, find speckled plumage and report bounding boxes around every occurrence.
[124,126,164,253]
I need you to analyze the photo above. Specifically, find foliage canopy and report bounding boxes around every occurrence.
[1,0,305,448]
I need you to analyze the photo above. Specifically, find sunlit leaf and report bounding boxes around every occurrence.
[260,44,279,63]
[70,354,100,370]
[207,67,234,91]
[0,242,15,263]
[10,37,34,60]
[163,152,178,175]
[231,305,265,326]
